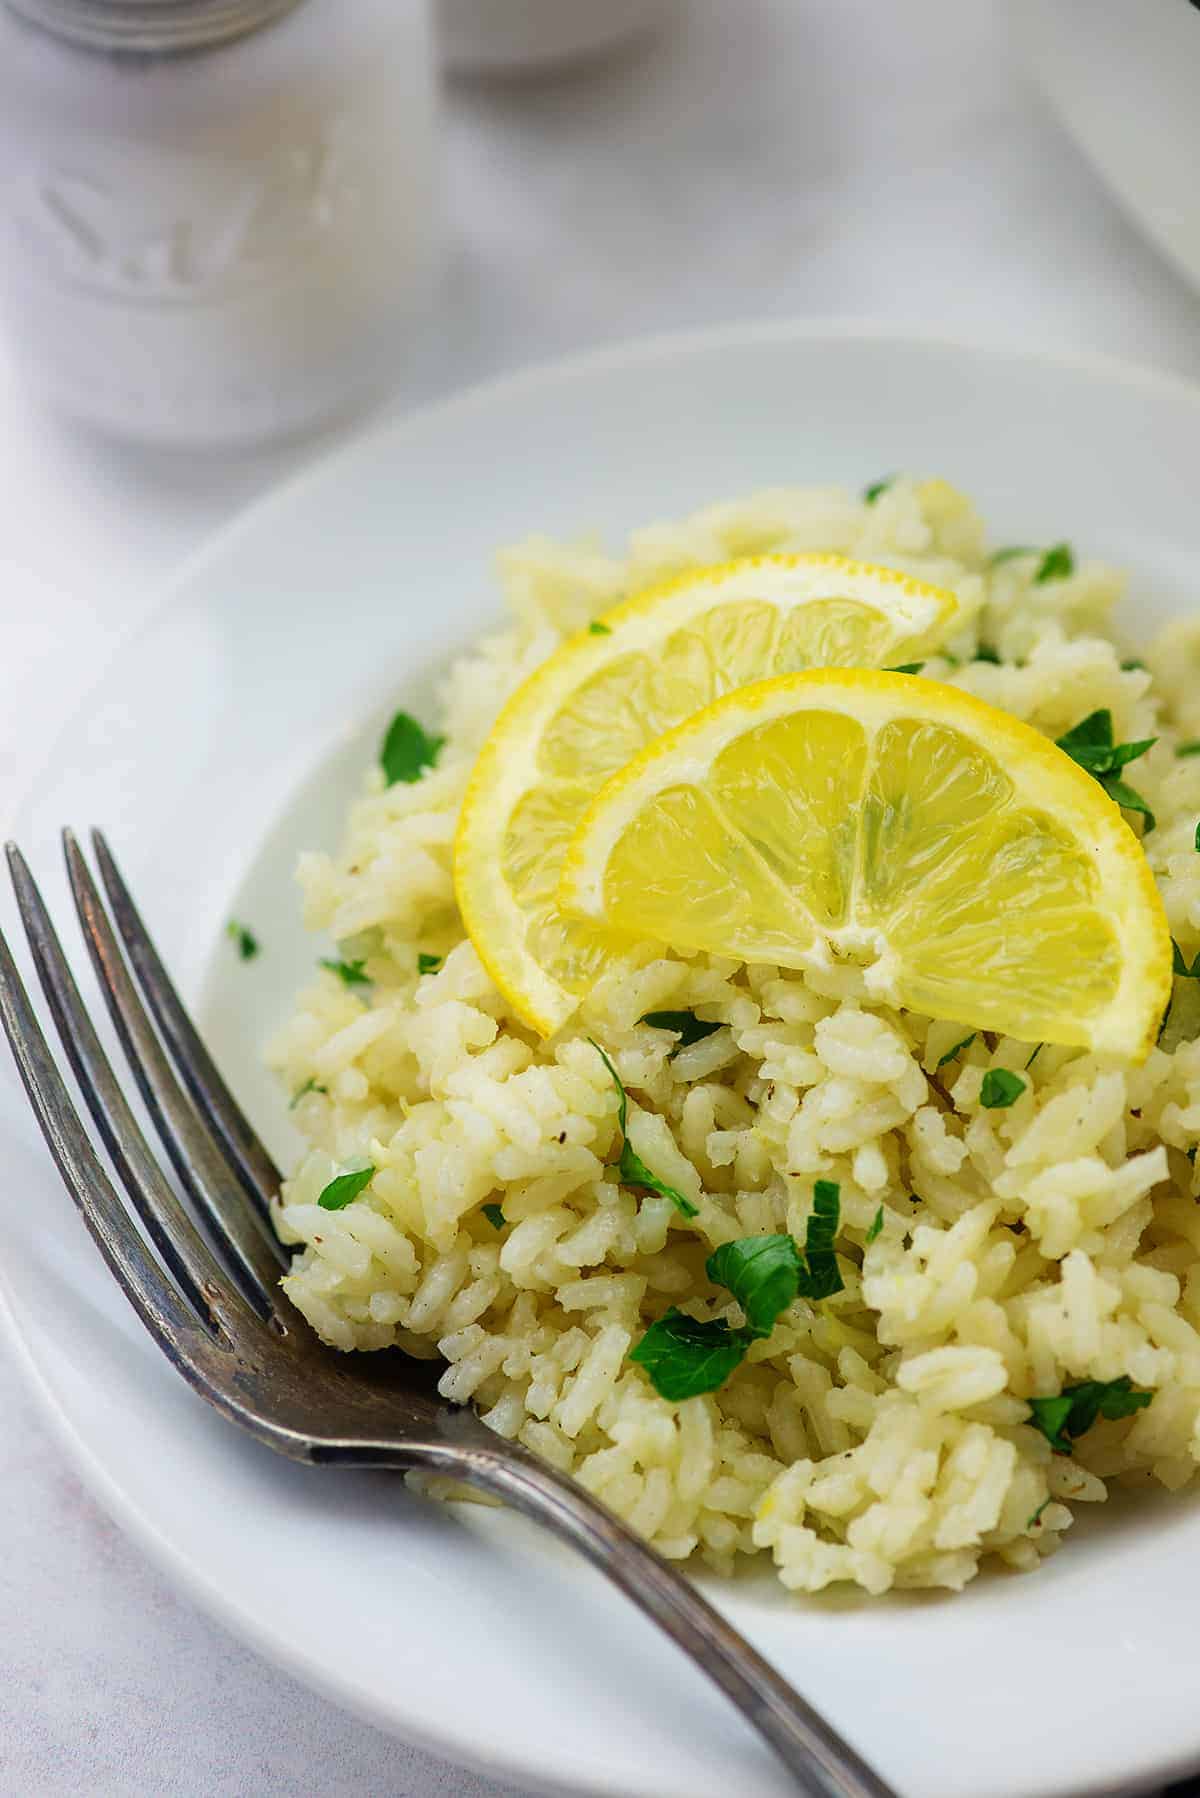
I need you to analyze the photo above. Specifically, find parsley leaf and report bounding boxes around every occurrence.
[591,1040,698,1218]
[226,921,259,962]
[1055,710,1157,831]
[800,1180,845,1298]
[417,952,443,976]
[863,476,894,504]
[1195,820,1200,855]
[640,1010,724,1050]
[981,1068,1025,1109]
[317,1165,375,1211]
[482,1203,506,1230]
[866,1205,885,1245]
[936,1031,976,1069]
[629,1309,751,1401]
[1026,1377,1152,1454]
[588,621,612,636]
[380,710,444,787]
[1176,741,1200,759]
[888,663,924,676]
[705,1235,802,1338]
[989,543,1074,583]
[289,1077,327,1109]
[321,957,371,988]
[973,643,1002,664]
[1033,542,1074,584]
[1121,658,1148,672]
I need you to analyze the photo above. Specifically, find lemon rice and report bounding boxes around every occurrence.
[270,477,1200,1597]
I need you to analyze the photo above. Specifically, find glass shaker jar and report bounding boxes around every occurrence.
[0,1,440,447]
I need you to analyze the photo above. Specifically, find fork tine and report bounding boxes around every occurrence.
[0,921,199,1353]
[64,832,286,1316]
[91,830,282,1226]
[7,844,254,1333]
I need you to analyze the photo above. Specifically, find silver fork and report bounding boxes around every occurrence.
[0,829,897,1798]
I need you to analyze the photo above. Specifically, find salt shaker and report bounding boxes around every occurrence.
[0,1,441,447]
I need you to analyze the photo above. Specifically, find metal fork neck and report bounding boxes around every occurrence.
[4,0,306,53]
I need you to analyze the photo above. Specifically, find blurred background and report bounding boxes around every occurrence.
[4,0,1200,1792]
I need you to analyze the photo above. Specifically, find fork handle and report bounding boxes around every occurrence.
[386,1434,898,1798]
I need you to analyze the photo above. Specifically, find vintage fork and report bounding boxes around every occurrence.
[0,830,897,1798]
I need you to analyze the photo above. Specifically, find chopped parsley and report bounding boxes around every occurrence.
[863,476,894,504]
[631,1183,845,1400]
[1026,1377,1152,1454]
[1121,658,1148,673]
[1176,741,1200,759]
[317,1164,375,1211]
[866,1205,885,1245]
[1195,821,1200,855]
[629,1310,752,1402]
[482,1203,506,1230]
[289,1077,327,1109]
[380,710,444,787]
[417,952,443,976]
[1033,542,1074,583]
[1055,709,1157,832]
[588,620,612,636]
[1026,1496,1053,1530]
[988,543,1074,583]
[888,663,924,676]
[936,1031,976,1070]
[321,957,371,988]
[980,1068,1026,1109]
[640,1010,724,1050]
[973,643,1002,664]
[591,1041,698,1218]
[226,921,259,962]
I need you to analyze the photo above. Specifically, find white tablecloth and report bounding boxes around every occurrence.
[5,3,1200,1792]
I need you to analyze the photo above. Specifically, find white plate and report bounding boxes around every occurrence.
[6,323,1200,1798]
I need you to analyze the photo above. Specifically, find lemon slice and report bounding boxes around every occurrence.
[557,670,1170,1058]
[456,556,959,1034]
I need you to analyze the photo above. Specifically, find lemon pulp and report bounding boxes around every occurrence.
[557,671,1170,1058]
[455,556,959,1034]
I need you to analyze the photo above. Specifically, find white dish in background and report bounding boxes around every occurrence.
[439,0,667,76]
[4,324,1200,1798]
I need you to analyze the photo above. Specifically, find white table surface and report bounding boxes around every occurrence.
[5,2,1200,1793]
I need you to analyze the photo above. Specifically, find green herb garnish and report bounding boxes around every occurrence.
[629,1310,751,1401]
[1121,658,1148,672]
[417,952,443,976]
[317,1165,375,1211]
[588,621,612,636]
[1025,1043,1043,1070]
[640,1010,724,1050]
[866,1205,885,1245]
[631,1184,844,1400]
[1195,821,1200,855]
[321,957,371,988]
[936,1032,976,1070]
[289,1077,327,1109]
[1176,741,1200,759]
[1055,709,1157,832]
[482,1203,506,1230]
[1026,1496,1053,1530]
[226,921,259,962]
[973,644,1002,664]
[1026,1377,1152,1454]
[888,663,924,676]
[863,477,894,505]
[591,1041,698,1218]
[1033,542,1074,583]
[988,543,1074,583]
[980,1068,1026,1109]
[380,710,444,787]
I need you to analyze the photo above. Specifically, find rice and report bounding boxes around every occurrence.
[267,476,1200,1595]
